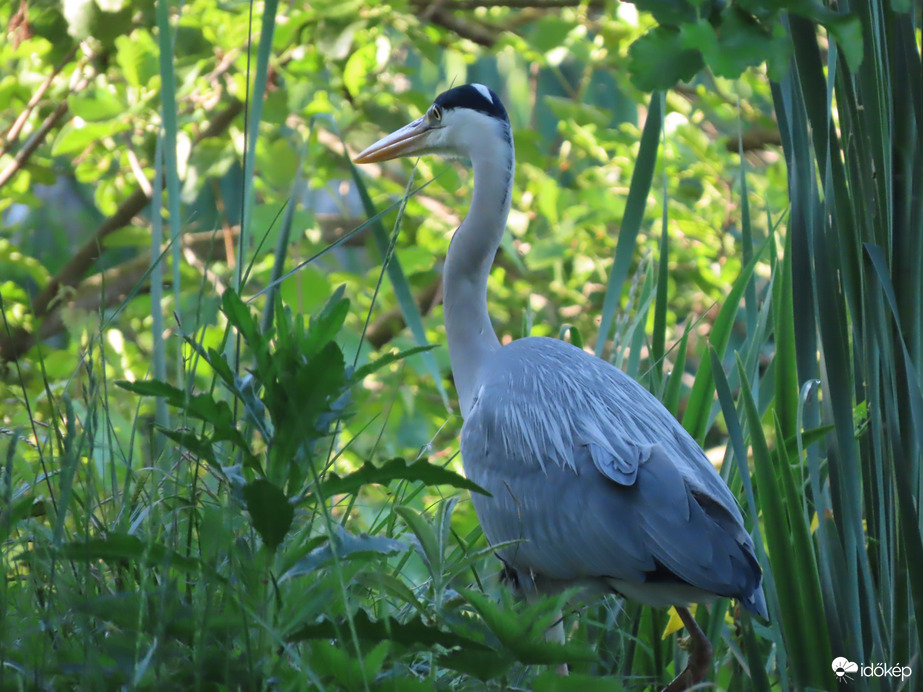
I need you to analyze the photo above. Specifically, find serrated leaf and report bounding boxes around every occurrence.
[316,458,490,499]
[116,378,184,401]
[437,647,513,680]
[116,379,255,459]
[286,610,491,652]
[243,479,294,551]
[680,10,788,80]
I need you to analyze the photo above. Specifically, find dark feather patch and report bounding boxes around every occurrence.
[435,84,509,122]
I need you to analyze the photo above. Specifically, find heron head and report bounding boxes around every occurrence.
[354,83,510,164]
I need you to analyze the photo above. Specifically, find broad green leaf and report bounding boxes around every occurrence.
[437,648,513,681]
[343,42,378,96]
[633,0,697,25]
[284,527,408,578]
[69,89,126,122]
[242,479,294,551]
[115,31,159,88]
[627,28,703,92]
[52,120,129,155]
[222,288,261,346]
[533,673,624,691]
[286,610,491,652]
[309,640,369,691]
[680,10,790,79]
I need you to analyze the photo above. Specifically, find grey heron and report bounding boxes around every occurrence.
[354,84,767,691]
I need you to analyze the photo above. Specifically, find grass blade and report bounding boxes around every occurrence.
[595,91,662,358]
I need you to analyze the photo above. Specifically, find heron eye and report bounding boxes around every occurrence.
[431,105,442,121]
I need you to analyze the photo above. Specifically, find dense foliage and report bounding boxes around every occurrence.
[1,0,920,690]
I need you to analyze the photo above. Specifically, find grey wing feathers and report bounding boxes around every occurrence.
[461,336,766,616]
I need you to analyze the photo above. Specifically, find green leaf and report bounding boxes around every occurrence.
[461,590,596,665]
[736,356,829,686]
[680,9,790,80]
[243,479,294,551]
[353,345,438,380]
[222,288,261,346]
[284,526,408,578]
[596,91,661,356]
[315,457,490,499]
[353,572,428,615]
[343,42,378,95]
[811,11,864,72]
[157,428,217,466]
[115,31,159,88]
[286,610,491,652]
[69,89,127,122]
[533,673,624,691]
[437,647,513,680]
[22,534,218,578]
[306,287,350,355]
[394,505,441,576]
[52,120,129,155]
[633,0,697,25]
[309,640,369,691]
[116,379,255,459]
[681,235,770,443]
[628,28,704,92]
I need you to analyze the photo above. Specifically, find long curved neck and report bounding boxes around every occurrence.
[444,145,514,417]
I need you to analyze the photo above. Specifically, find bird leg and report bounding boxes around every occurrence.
[661,607,713,692]
[546,609,569,676]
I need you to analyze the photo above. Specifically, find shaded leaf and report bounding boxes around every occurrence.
[284,526,408,578]
[317,458,490,498]
[286,610,492,653]
[534,672,624,691]
[243,479,294,551]
[628,27,703,91]
[21,534,219,579]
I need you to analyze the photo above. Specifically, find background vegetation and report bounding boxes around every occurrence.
[1,0,920,690]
